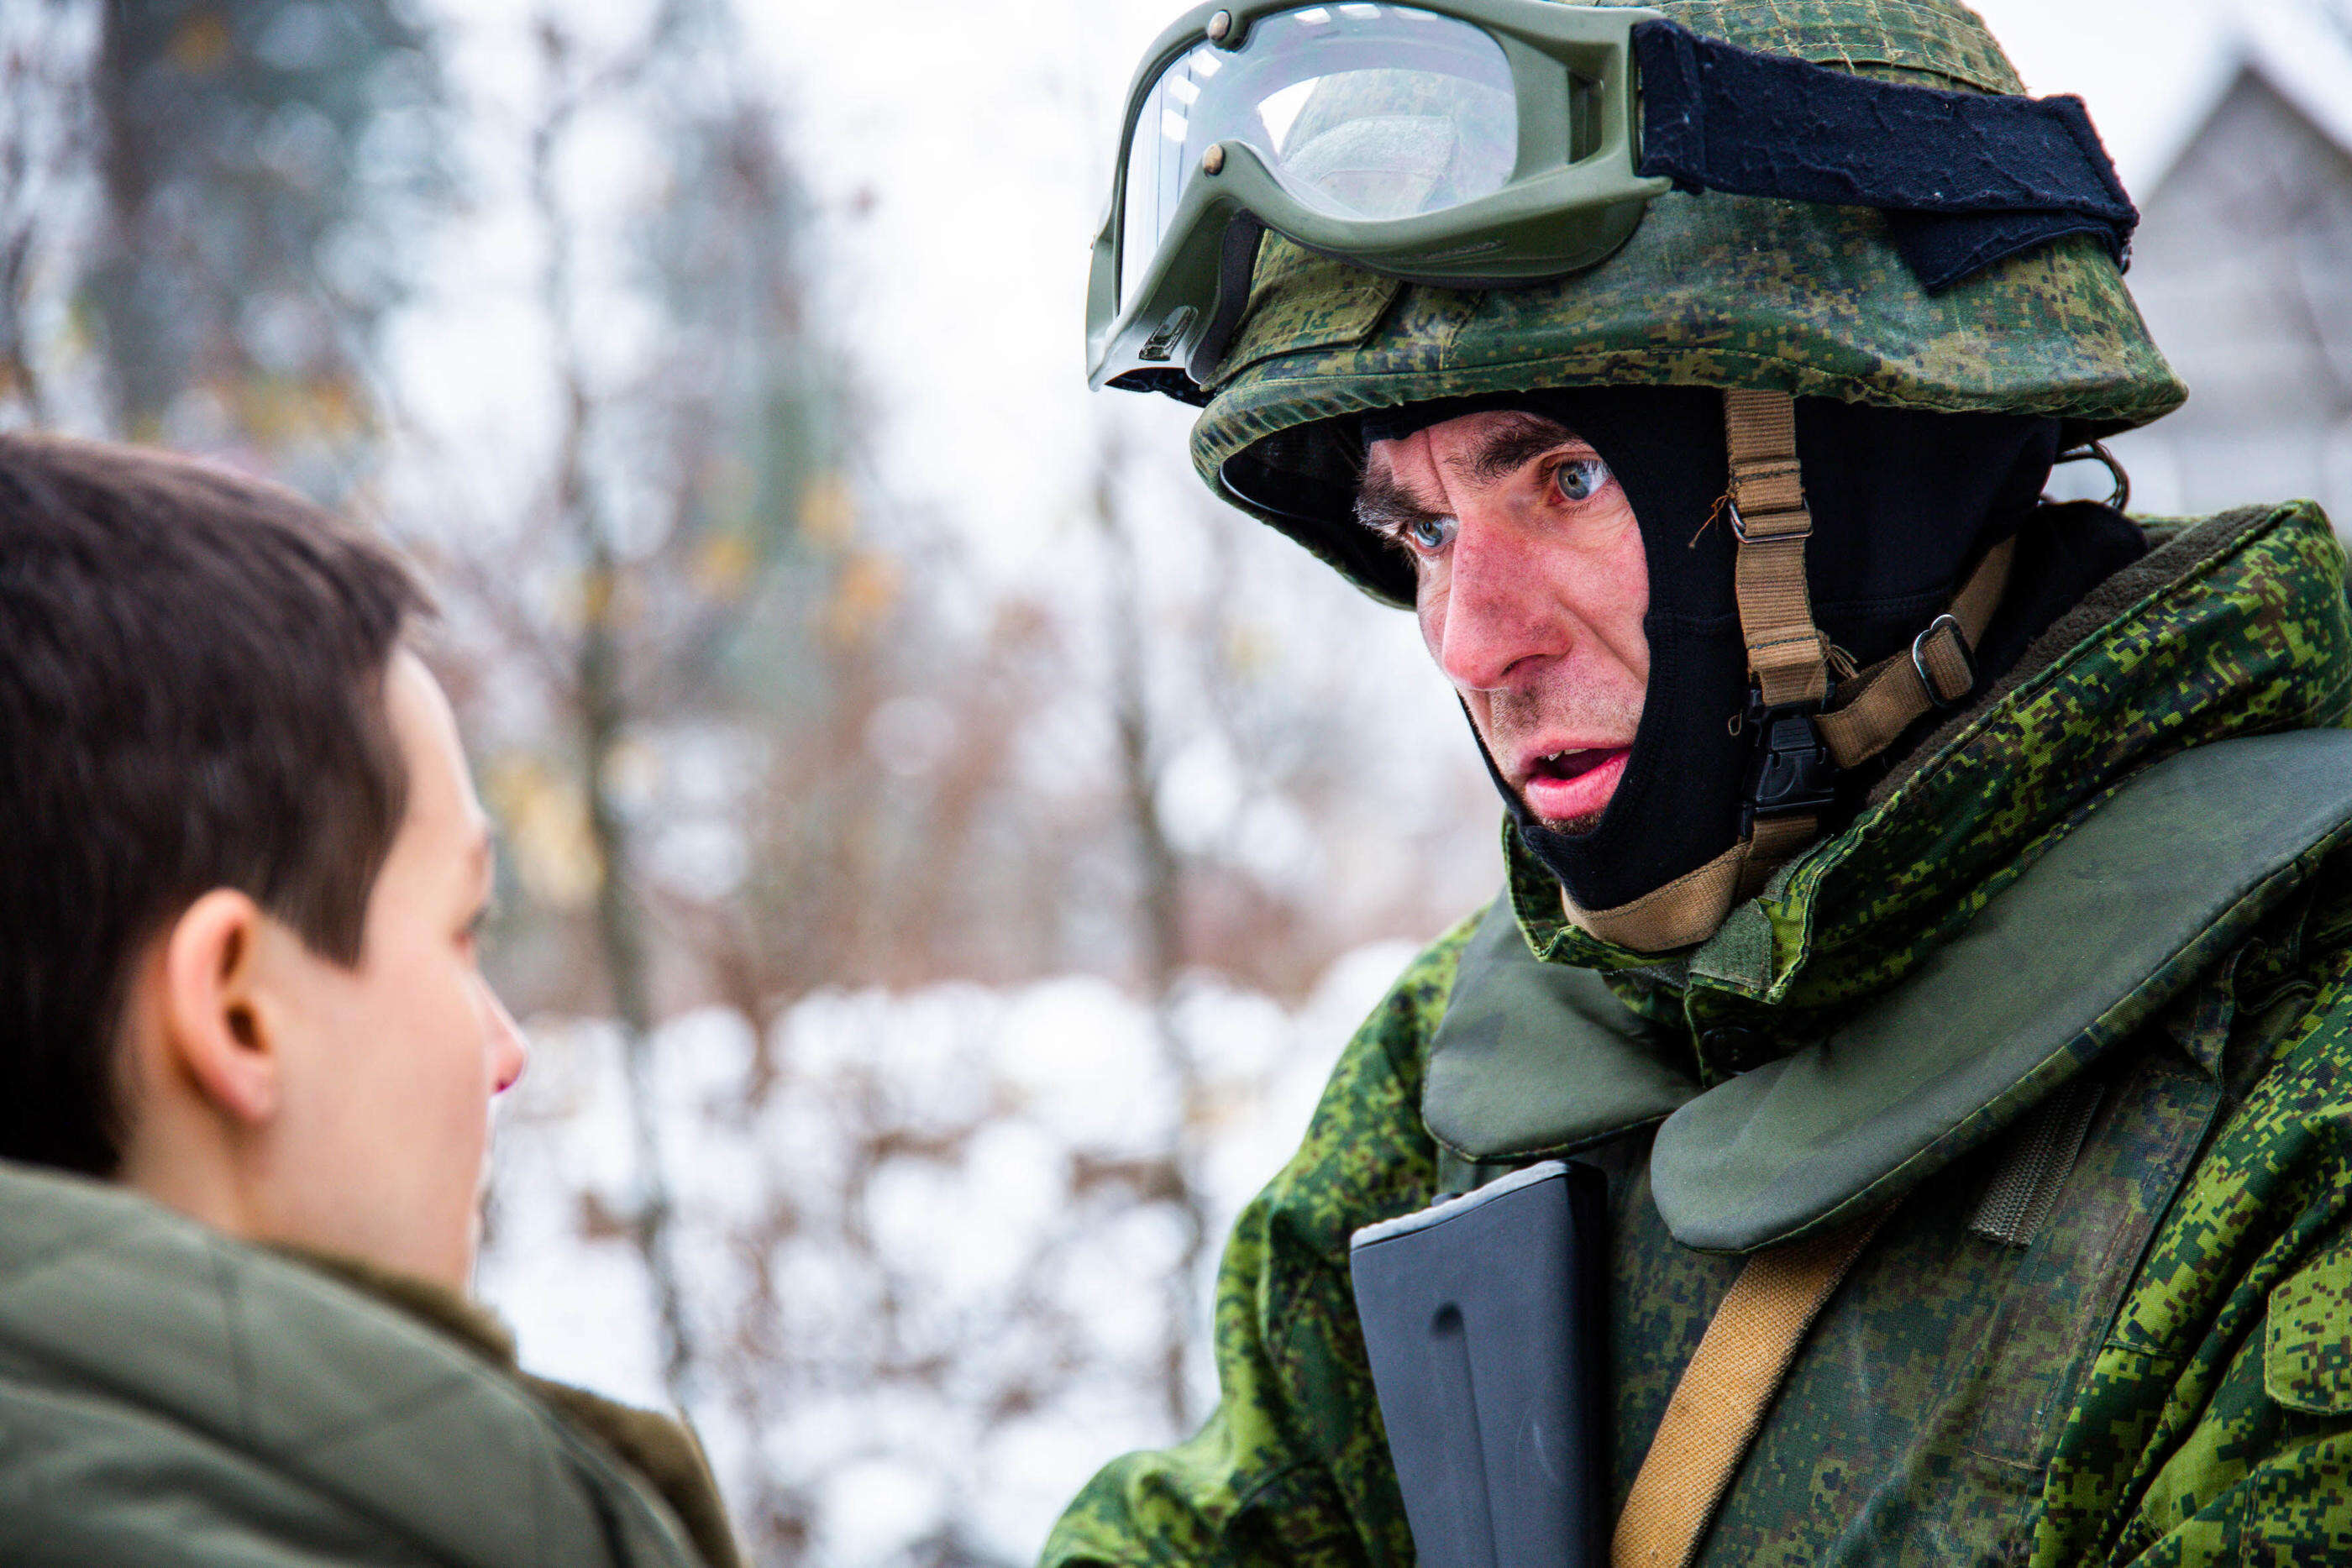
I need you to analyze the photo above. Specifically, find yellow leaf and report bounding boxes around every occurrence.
[171,11,233,73]
[824,548,901,643]
[484,754,602,910]
[797,470,857,548]
[693,532,756,600]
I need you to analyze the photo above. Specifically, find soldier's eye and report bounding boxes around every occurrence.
[1554,457,1609,503]
[1405,515,1457,553]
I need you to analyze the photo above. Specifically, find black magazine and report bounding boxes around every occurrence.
[1348,1159,1609,1568]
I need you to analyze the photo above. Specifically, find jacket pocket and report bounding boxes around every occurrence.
[2263,1245,2352,1415]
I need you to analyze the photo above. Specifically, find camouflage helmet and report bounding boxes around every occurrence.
[1179,0,2187,607]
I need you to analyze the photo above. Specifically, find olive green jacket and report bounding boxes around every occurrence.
[0,1158,743,1568]
[1043,501,2352,1568]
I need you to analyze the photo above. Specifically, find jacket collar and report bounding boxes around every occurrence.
[1422,503,2352,1249]
[282,1248,745,1568]
[0,1159,733,1567]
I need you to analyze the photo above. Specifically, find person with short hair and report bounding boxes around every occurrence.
[0,433,742,1568]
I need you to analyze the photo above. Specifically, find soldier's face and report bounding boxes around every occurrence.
[1360,410,1649,835]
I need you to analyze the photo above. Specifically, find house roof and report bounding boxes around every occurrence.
[2145,0,2352,189]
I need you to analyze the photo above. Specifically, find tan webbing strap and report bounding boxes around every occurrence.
[1735,811,1814,899]
[1814,537,2015,769]
[1723,390,1829,710]
[1558,391,1831,956]
[1563,839,1748,952]
[1560,805,1812,951]
[1564,399,2018,956]
[1613,1209,1892,1568]
[1576,524,2008,953]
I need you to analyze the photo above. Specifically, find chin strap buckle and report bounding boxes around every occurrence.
[1740,685,1840,836]
[1911,613,1975,710]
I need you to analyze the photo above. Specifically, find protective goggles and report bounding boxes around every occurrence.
[1088,0,2136,393]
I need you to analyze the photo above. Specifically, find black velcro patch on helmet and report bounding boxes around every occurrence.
[1630,19,2137,291]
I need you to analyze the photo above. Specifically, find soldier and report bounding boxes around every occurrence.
[1047,1,2352,1565]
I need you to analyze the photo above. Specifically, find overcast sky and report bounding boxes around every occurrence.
[748,0,2306,573]
[397,0,2323,585]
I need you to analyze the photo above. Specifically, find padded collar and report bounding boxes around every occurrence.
[1425,502,2352,1250]
[1430,729,2352,1251]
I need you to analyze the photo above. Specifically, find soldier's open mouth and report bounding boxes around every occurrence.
[1522,747,1630,826]
[1530,749,1614,782]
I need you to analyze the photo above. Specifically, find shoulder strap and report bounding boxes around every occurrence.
[1613,1209,1891,1568]
[1815,538,2013,768]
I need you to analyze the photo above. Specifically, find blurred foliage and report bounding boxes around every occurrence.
[0,4,1499,1561]
[85,0,450,495]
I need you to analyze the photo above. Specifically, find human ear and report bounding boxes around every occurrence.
[158,889,281,1126]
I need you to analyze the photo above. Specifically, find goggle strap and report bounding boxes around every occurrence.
[1189,214,1268,385]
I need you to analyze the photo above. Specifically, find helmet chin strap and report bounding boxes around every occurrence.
[1561,390,2017,954]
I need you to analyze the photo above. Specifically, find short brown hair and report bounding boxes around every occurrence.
[0,434,429,1174]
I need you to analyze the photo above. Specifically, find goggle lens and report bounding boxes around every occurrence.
[1121,5,1517,307]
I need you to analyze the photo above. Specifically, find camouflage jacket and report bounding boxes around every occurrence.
[1042,501,2352,1568]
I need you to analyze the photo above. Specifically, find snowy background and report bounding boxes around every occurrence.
[4,0,2345,1563]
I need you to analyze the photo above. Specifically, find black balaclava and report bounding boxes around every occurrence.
[1366,386,2145,919]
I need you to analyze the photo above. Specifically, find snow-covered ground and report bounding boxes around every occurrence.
[479,941,1420,1564]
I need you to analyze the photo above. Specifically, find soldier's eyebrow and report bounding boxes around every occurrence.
[1354,467,1445,538]
[1357,414,1590,538]
[1451,413,1579,487]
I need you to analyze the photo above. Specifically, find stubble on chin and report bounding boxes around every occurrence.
[1528,802,1609,837]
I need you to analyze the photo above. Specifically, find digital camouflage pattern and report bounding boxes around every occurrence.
[1189,0,2187,608]
[1039,500,2352,1567]
[1508,497,2352,1058]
